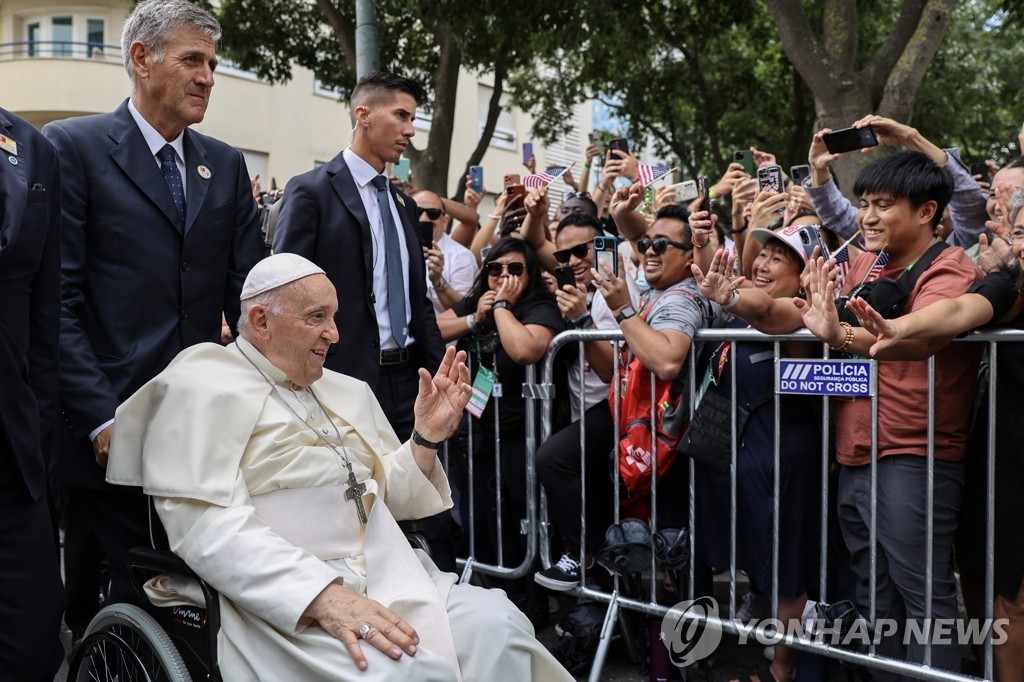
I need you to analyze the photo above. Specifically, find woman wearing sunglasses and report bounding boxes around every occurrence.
[437,238,565,615]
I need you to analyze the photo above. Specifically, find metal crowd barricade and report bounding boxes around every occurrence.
[522,325,1024,682]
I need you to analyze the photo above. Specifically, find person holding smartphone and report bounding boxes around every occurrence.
[804,114,990,250]
[412,190,477,322]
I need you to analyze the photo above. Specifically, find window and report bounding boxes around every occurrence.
[27,22,40,57]
[51,16,72,57]
[86,19,104,58]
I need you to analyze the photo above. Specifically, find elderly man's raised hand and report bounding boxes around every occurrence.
[302,583,419,671]
[414,347,471,443]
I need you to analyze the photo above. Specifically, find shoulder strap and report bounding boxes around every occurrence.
[898,241,949,293]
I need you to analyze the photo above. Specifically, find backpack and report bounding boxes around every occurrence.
[612,286,712,496]
[551,601,607,675]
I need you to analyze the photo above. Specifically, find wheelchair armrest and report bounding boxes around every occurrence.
[128,546,197,580]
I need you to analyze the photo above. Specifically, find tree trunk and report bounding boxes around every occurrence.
[452,44,510,202]
[405,24,461,195]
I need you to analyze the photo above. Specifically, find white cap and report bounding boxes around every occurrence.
[749,224,809,263]
[241,253,325,300]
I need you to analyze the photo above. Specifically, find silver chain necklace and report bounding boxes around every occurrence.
[236,344,368,524]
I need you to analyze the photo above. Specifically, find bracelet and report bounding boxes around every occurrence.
[412,429,443,450]
[730,224,748,234]
[723,290,741,310]
[572,312,594,328]
[829,322,855,353]
[492,300,512,312]
[434,277,449,291]
[486,214,502,221]
[708,187,717,199]
[466,313,476,331]
[584,164,591,170]
[692,237,709,249]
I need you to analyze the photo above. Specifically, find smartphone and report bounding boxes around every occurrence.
[392,157,410,182]
[733,149,756,176]
[790,164,811,187]
[588,131,600,144]
[608,137,630,158]
[418,221,434,250]
[593,236,618,278]
[522,141,533,166]
[555,266,577,292]
[757,165,784,194]
[970,161,991,185]
[796,225,831,261]
[506,183,527,204]
[469,166,484,192]
[503,173,521,189]
[673,180,699,203]
[697,175,715,215]
[823,125,878,154]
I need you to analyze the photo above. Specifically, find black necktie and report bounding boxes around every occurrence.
[370,175,407,346]
[158,144,185,223]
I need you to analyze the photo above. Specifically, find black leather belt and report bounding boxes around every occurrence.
[380,348,410,365]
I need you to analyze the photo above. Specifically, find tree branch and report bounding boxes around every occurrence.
[822,0,858,69]
[863,0,929,99]
[453,43,510,201]
[763,0,840,99]
[315,0,357,72]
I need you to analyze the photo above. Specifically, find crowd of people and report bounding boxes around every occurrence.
[6,0,1024,680]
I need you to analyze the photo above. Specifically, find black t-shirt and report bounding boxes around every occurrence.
[451,296,565,426]
[969,269,1021,321]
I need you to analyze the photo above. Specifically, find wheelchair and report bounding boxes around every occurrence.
[68,546,222,682]
[67,531,432,681]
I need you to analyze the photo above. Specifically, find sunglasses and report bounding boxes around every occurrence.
[637,237,693,255]
[486,261,526,277]
[553,242,590,263]
[418,207,444,220]
[562,191,592,202]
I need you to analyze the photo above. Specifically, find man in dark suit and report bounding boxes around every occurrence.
[42,0,263,628]
[273,72,451,568]
[273,72,445,438]
[0,107,66,681]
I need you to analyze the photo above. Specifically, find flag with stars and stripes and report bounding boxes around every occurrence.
[833,243,852,289]
[866,250,890,282]
[524,166,567,188]
[637,164,671,186]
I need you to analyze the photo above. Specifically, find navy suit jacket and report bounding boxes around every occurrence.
[0,108,61,501]
[272,151,444,387]
[43,100,264,489]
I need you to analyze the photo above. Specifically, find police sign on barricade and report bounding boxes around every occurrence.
[517,326,1024,682]
[777,358,876,397]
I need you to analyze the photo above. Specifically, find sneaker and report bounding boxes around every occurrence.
[534,554,581,591]
[735,590,770,622]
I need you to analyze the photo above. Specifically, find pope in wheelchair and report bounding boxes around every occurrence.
[88,254,572,681]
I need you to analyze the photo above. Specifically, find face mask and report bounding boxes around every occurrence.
[635,267,648,289]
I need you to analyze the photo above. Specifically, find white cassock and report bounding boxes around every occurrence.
[106,336,574,682]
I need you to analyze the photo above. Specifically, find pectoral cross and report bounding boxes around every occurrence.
[345,470,368,524]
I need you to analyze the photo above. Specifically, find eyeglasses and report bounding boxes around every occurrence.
[1008,228,1024,243]
[553,242,590,263]
[486,261,526,277]
[418,207,444,220]
[562,191,592,202]
[637,237,693,254]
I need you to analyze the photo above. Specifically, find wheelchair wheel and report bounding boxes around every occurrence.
[69,603,192,682]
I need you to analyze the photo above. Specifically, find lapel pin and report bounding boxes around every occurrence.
[8,155,17,166]
[0,134,17,156]
[197,165,211,179]
[395,193,406,207]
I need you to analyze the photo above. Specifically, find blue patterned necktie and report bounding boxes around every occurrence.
[370,175,407,346]
[158,144,185,223]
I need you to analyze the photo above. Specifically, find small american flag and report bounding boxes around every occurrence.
[833,245,851,289]
[637,164,671,186]
[524,166,566,188]
[865,250,890,282]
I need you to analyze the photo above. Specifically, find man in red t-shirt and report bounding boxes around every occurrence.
[694,147,981,676]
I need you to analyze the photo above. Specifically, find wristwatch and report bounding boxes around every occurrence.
[412,429,443,450]
[492,300,512,312]
[615,305,637,324]
[434,277,449,291]
[572,312,594,329]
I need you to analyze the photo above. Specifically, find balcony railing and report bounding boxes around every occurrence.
[0,41,123,63]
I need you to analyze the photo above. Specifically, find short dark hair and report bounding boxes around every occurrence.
[351,71,423,108]
[465,238,552,314]
[555,212,602,237]
[1002,155,1024,171]
[652,204,693,243]
[851,151,953,229]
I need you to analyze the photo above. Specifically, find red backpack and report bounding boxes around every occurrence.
[611,288,709,496]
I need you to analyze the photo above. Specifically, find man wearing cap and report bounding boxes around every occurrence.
[107,254,573,681]
[41,0,263,627]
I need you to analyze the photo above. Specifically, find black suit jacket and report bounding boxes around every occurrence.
[43,100,264,489]
[0,108,61,501]
[272,150,444,386]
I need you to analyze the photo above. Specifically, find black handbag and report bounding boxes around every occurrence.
[836,241,948,325]
[677,390,770,474]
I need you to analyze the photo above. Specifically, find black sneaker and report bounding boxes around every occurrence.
[534,554,581,591]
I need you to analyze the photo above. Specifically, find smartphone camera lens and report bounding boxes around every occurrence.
[799,230,810,245]
[734,151,743,160]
